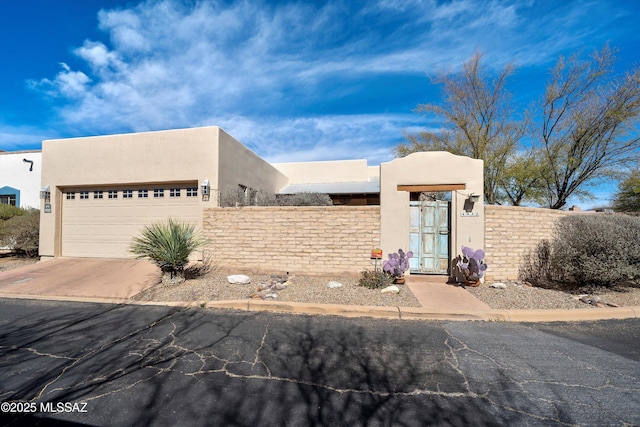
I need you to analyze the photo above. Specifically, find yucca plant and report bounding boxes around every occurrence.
[130,218,208,283]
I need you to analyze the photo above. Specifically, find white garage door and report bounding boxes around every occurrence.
[62,184,201,258]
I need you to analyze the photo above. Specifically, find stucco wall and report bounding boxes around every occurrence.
[380,152,484,270]
[272,159,373,184]
[484,205,573,282]
[203,206,380,276]
[217,129,288,196]
[40,127,223,256]
[0,151,42,208]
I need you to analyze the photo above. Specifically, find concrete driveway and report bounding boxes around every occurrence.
[0,258,160,299]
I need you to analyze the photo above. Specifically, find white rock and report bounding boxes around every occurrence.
[327,281,343,288]
[381,285,400,294]
[227,274,251,285]
[491,283,507,289]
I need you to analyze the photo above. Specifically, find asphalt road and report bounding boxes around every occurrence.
[0,299,639,426]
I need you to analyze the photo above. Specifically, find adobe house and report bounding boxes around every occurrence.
[38,126,484,276]
[39,127,286,258]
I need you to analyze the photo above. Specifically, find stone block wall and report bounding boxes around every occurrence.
[484,206,573,282]
[203,206,381,276]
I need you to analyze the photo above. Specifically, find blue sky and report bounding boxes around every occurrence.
[1,0,639,207]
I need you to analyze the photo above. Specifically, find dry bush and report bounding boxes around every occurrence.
[520,215,640,288]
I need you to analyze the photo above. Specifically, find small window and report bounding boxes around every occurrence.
[108,190,118,199]
[186,187,198,197]
[94,191,103,199]
[0,194,17,206]
[79,191,89,200]
[138,189,149,198]
[123,190,133,199]
[170,188,181,197]
[154,189,164,198]
[66,192,75,200]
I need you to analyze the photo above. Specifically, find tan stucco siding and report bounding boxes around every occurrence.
[217,129,288,195]
[380,152,484,273]
[41,127,220,186]
[272,159,372,184]
[39,127,222,257]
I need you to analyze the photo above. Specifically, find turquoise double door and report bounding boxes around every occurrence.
[409,200,450,274]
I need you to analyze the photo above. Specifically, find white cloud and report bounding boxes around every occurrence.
[28,0,632,163]
[212,113,425,165]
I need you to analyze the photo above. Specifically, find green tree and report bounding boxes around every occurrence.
[538,45,640,209]
[396,52,526,205]
[498,150,548,206]
[613,171,640,212]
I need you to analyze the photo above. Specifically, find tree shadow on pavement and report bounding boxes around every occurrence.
[0,300,507,426]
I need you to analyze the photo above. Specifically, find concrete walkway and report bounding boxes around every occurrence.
[405,275,491,311]
[0,259,638,322]
[0,258,159,299]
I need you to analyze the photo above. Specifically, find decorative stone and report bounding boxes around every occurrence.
[579,295,600,305]
[381,285,400,294]
[328,281,343,288]
[227,275,251,285]
[491,283,507,289]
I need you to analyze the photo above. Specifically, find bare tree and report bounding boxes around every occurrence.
[538,45,640,209]
[396,52,527,205]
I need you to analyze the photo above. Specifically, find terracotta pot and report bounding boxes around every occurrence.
[394,276,406,285]
[465,279,480,287]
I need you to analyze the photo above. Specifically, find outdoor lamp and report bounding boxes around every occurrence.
[40,186,51,201]
[468,193,480,203]
[201,179,210,197]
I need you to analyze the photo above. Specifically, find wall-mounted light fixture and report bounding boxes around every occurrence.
[468,193,480,203]
[201,179,210,201]
[23,158,34,172]
[40,185,51,202]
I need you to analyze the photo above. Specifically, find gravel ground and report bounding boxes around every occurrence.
[132,274,423,307]
[3,257,639,310]
[133,271,640,310]
[466,281,640,310]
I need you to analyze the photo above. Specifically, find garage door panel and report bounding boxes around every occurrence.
[62,185,200,258]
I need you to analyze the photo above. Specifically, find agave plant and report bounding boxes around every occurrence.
[130,218,208,283]
[383,248,414,278]
[457,246,488,283]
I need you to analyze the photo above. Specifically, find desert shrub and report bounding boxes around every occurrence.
[276,192,332,206]
[358,270,394,289]
[520,214,640,288]
[0,204,24,221]
[519,239,553,286]
[0,208,40,257]
[219,186,278,207]
[129,218,208,284]
[219,185,332,207]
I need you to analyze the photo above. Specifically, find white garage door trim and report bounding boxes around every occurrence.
[61,183,201,258]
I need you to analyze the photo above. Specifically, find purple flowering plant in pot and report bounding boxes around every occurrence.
[457,246,488,286]
[383,249,413,284]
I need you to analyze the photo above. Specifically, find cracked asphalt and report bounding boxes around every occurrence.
[0,299,639,426]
